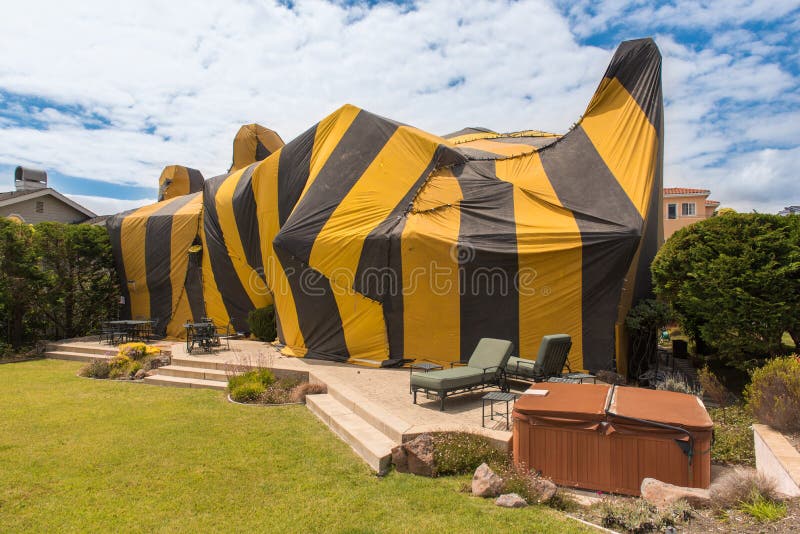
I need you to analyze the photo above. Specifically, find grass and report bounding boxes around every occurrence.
[739,494,787,522]
[0,360,589,533]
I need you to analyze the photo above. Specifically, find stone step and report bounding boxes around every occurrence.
[169,356,230,371]
[154,364,229,382]
[306,393,396,475]
[323,378,410,443]
[142,374,227,391]
[46,344,117,357]
[44,350,112,363]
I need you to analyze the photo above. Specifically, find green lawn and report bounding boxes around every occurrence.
[0,360,588,533]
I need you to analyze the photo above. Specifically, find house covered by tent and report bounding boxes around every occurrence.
[107,38,664,375]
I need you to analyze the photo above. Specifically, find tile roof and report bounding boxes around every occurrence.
[705,200,720,206]
[664,187,710,195]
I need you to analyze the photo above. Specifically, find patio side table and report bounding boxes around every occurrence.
[482,391,517,430]
[409,362,443,394]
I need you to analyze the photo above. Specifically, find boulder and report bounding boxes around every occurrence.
[134,369,146,380]
[404,433,435,477]
[641,478,711,509]
[391,444,409,474]
[495,493,527,508]
[529,477,558,503]
[472,463,504,497]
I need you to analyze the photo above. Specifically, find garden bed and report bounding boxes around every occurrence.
[78,342,168,380]
[226,367,326,405]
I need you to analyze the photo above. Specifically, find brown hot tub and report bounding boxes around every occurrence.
[512,383,712,495]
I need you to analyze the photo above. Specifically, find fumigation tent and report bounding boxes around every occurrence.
[108,38,663,374]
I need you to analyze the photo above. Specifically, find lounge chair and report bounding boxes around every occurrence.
[410,338,514,411]
[505,334,572,382]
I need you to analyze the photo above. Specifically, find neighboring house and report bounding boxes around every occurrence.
[664,187,720,238]
[778,206,800,216]
[0,167,96,224]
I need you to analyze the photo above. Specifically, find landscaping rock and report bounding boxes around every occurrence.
[391,444,409,474]
[404,433,435,477]
[641,477,711,509]
[530,477,558,503]
[472,463,504,497]
[495,493,527,508]
[134,369,146,380]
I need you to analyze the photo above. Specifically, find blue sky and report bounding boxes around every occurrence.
[0,0,798,214]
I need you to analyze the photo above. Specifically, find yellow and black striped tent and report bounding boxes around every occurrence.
[107,38,662,374]
[107,193,205,338]
[230,123,285,172]
[157,165,204,201]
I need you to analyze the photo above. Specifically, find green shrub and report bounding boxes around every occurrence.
[108,354,133,379]
[127,360,143,376]
[248,305,276,342]
[228,369,275,391]
[709,405,755,465]
[698,366,731,407]
[230,382,266,403]
[745,355,800,432]
[430,432,507,476]
[79,359,110,379]
[262,379,297,404]
[739,493,787,522]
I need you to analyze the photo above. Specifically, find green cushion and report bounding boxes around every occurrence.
[467,338,514,370]
[411,367,485,391]
[506,356,537,378]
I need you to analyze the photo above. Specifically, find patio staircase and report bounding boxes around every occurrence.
[143,356,230,391]
[44,342,118,362]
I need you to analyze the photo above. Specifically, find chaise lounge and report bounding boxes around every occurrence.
[504,334,572,382]
[410,338,514,411]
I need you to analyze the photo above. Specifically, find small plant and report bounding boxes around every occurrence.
[108,354,133,379]
[228,368,276,392]
[117,342,160,361]
[247,305,276,342]
[655,372,702,396]
[498,462,556,504]
[738,492,787,522]
[230,382,266,403]
[430,432,507,476]
[290,382,327,403]
[79,359,110,379]
[745,355,800,432]
[709,405,755,465]
[709,467,780,510]
[596,498,692,532]
[261,378,300,404]
[698,366,730,408]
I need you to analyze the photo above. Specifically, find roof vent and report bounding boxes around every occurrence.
[14,166,48,191]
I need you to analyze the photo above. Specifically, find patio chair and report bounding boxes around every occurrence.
[215,322,243,351]
[504,334,572,382]
[411,338,514,411]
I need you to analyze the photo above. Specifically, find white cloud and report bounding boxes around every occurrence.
[65,194,152,217]
[0,0,797,214]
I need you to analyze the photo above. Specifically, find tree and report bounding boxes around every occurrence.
[32,223,119,340]
[652,213,800,370]
[0,219,40,348]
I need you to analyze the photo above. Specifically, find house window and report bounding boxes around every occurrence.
[35,200,44,213]
[681,202,696,216]
[667,203,677,219]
